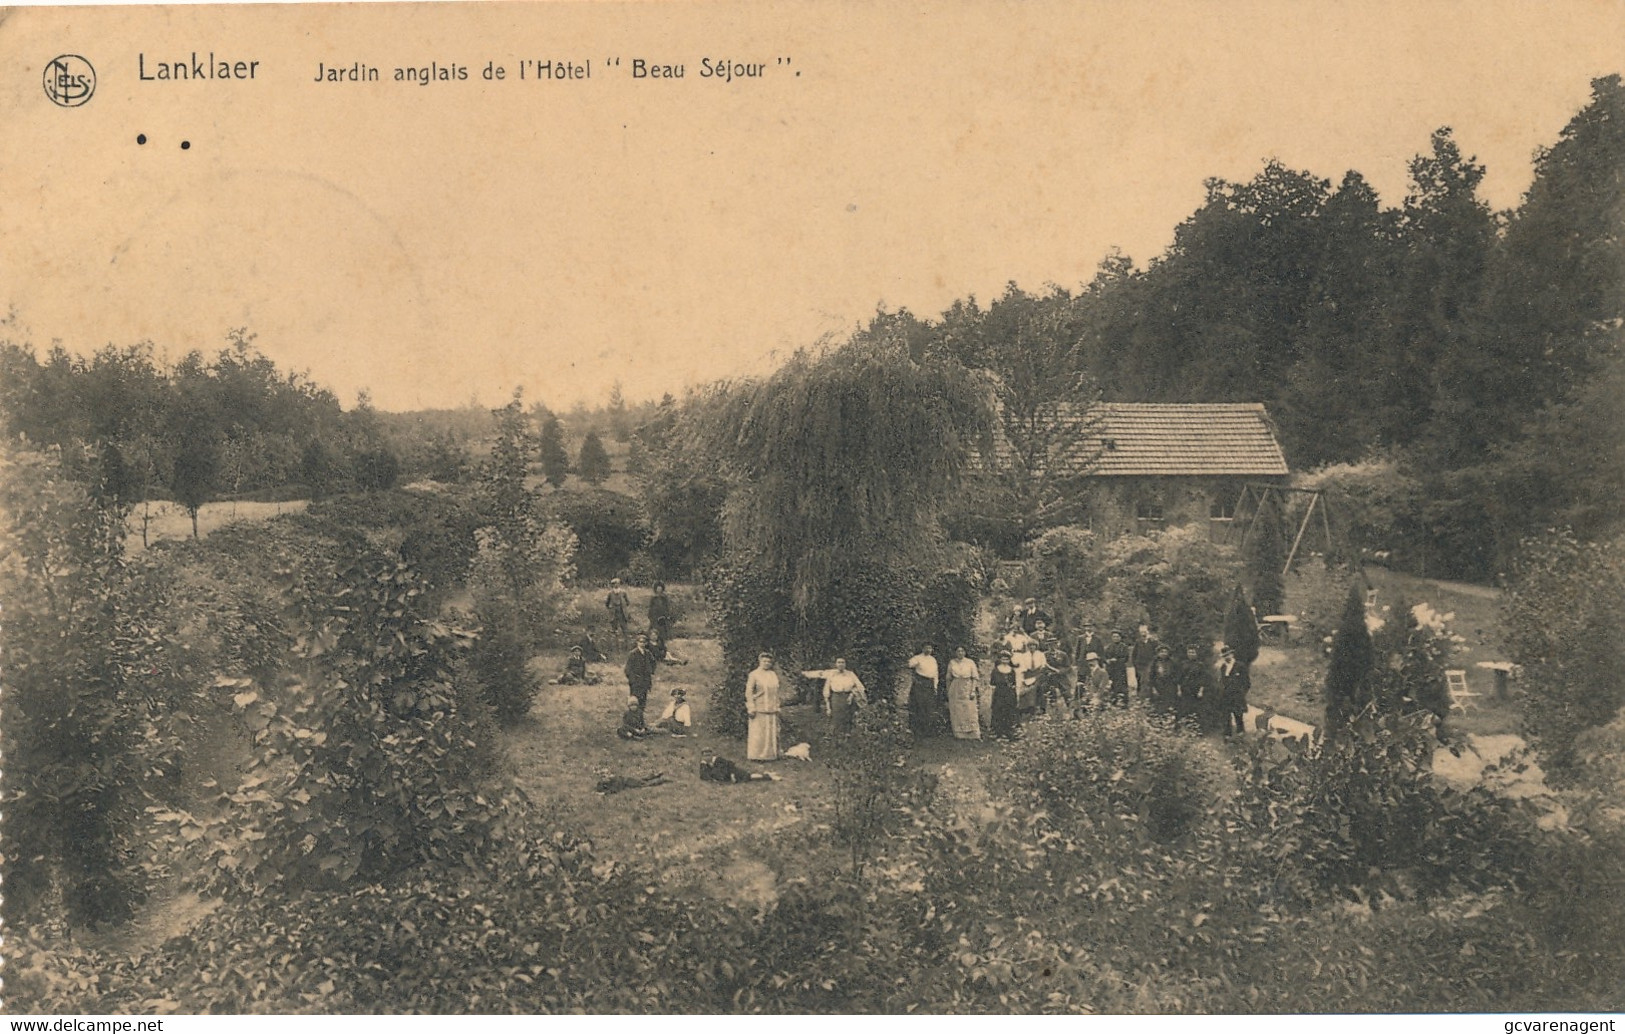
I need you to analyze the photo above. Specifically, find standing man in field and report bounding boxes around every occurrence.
[605,578,632,643]
[1214,643,1251,737]
[625,632,657,711]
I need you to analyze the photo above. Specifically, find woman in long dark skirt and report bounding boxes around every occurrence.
[906,643,940,738]
[989,647,1019,739]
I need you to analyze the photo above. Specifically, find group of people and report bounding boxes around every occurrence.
[839,598,1256,745]
[986,598,1254,736]
[597,580,694,741]
[599,581,1256,762]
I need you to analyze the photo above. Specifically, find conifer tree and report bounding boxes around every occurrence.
[1245,495,1287,617]
[1222,585,1261,667]
[577,430,611,485]
[537,413,570,488]
[1324,582,1374,731]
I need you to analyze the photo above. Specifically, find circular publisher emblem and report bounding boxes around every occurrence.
[44,54,95,107]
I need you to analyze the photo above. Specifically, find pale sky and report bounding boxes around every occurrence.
[3,1,1622,412]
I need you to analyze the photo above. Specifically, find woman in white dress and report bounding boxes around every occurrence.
[745,651,781,761]
[946,645,982,740]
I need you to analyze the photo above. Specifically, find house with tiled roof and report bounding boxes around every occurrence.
[985,401,1290,539]
[1084,402,1289,538]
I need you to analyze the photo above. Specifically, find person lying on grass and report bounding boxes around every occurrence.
[700,754,782,783]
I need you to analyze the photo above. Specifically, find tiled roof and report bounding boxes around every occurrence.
[985,402,1290,477]
[1088,403,1289,477]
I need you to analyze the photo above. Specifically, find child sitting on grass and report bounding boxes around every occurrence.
[617,696,655,740]
[552,645,601,686]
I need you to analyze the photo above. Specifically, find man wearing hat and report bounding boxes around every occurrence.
[1102,630,1132,706]
[1215,642,1251,737]
[1130,623,1161,699]
[1146,643,1178,714]
[1075,621,1105,668]
[1019,598,1054,637]
[1176,643,1209,725]
[624,632,657,710]
[605,578,632,642]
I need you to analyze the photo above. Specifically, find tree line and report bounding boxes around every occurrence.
[0,330,405,538]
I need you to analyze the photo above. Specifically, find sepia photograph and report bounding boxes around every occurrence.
[2,0,1623,1017]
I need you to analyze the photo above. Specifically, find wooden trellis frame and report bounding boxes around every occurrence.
[1228,482,1354,577]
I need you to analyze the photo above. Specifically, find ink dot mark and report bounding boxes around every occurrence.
[180,140,191,150]
[136,133,147,145]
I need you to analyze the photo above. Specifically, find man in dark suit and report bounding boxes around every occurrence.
[1175,643,1209,724]
[625,632,657,709]
[1075,622,1105,669]
[1130,623,1161,699]
[1103,630,1133,706]
[1215,643,1251,737]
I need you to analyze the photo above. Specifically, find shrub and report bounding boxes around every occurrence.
[1288,556,1358,644]
[1244,493,1287,615]
[576,430,612,484]
[1223,584,1261,666]
[1368,598,1458,731]
[1503,530,1625,775]
[540,486,649,581]
[1228,707,1537,906]
[829,705,936,876]
[1324,582,1374,730]
[913,569,982,658]
[1031,524,1102,621]
[1297,453,1426,570]
[162,551,511,899]
[1092,525,1241,651]
[998,704,1226,843]
[352,447,401,493]
[705,550,927,736]
[617,547,661,587]
[466,516,578,648]
[0,445,202,928]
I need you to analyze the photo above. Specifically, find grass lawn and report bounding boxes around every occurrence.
[506,581,1015,901]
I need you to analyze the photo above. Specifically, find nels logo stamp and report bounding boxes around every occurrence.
[44,54,95,107]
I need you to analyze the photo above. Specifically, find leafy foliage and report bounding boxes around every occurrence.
[999,703,1225,843]
[1223,585,1261,666]
[536,412,570,489]
[539,486,649,581]
[1091,525,1241,651]
[1229,707,1536,906]
[829,706,936,876]
[1503,530,1625,774]
[1244,494,1287,615]
[165,550,508,897]
[0,445,201,927]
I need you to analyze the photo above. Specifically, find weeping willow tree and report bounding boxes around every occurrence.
[695,337,993,733]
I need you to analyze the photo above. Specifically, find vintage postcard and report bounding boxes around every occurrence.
[3,0,1624,1019]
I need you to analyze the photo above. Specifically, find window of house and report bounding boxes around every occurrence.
[1135,495,1164,522]
[1210,486,1240,521]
